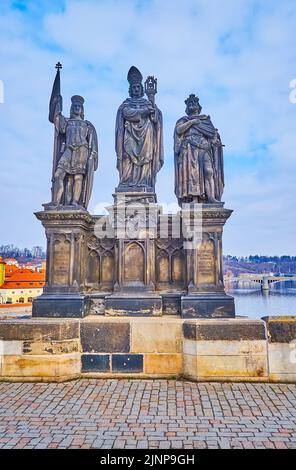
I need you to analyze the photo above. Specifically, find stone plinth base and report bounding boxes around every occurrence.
[1,315,296,383]
[183,318,268,382]
[105,293,162,317]
[0,318,80,382]
[161,293,182,316]
[263,316,296,383]
[32,294,91,318]
[181,294,235,318]
[113,188,157,204]
[34,209,93,318]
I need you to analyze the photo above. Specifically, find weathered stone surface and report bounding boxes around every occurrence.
[105,295,162,317]
[131,320,182,353]
[2,353,80,378]
[0,340,23,355]
[33,208,94,319]
[161,294,181,316]
[263,317,296,343]
[33,296,91,318]
[3,315,296,383]
[196,238,216,285]
[264,317,296,383]
[183,339,267,356]
[112,354,143,373]
[181,295,235,318]
[266,343,296,382]
[0,319,79,341]
[52,237,71,285]
[182,319,269,382]
[144,354,182,375]
[89,297,105,315]
[183,354,268,381]
[183,354,197,380]
[80,322,130,353]
[81,354,110,372]
[183,319,266,341]
[196,355,268,379]
[23,340,79,355]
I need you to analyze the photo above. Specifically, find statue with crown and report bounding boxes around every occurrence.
[174,93,224,206]
[115,66,163,199]
[47,63,98,210]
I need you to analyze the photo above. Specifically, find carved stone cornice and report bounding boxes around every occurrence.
[35,210,93,224]
[180,207,233,226]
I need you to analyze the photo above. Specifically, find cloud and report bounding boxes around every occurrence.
[0,0,296,254]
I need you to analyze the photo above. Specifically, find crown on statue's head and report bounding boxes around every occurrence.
[127,66,143,85]
[185,93,200,105]
[71,95,84,104]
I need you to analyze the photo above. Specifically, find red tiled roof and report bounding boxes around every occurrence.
[5,264,19,277]
[1,269,45,289]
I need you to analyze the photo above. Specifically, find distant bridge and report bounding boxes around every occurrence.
[226,275,296,291]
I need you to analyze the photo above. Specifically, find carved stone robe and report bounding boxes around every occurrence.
[174,114,224,204]
[115,97,163,190]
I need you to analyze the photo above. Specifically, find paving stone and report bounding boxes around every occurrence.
[0,380,295,449]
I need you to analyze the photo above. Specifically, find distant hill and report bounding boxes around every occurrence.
[223,255,296,276]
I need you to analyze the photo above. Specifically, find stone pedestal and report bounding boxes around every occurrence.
[181,204,235,318]
[182,318,268,381]
[33,201,234,319]
[113,187,157,204]
[32,209,92,318]
[105,192,162,316]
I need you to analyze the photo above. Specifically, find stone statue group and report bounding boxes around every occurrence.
[48,64,224,210]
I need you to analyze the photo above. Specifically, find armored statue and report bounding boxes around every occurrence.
[115,66,164,192]
[174,94,224,205]
[48,63,98,209]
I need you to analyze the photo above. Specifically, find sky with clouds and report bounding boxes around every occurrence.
[0,0,295,255]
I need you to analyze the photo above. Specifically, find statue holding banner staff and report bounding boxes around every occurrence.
[48,62,98,210]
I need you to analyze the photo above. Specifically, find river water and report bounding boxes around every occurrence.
[229,288,296,319]
[1,290,296,320]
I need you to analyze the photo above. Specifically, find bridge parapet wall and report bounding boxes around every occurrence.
[263,316,296,383]
[0,315,295,383]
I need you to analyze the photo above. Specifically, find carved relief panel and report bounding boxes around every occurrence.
[195,234,216,286]
[86,235,115,291]
[52,235,71,285]
[124,242,145,283]
[156,239,185,290]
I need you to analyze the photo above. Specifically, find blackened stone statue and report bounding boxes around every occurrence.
[115,66,164,192]
[174,94,224,205]
[48,63,98,210]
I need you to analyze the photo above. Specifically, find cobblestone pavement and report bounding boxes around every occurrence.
[0,380,296,449]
